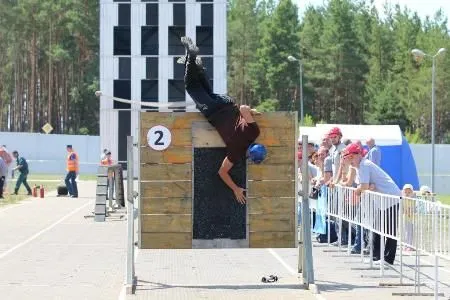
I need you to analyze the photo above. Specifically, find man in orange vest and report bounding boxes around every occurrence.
[65,145,79,198]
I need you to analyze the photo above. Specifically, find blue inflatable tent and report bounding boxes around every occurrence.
[299,124,420,190]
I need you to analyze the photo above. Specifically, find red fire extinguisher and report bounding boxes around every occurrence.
[32,185,37,197]
[39,185,45,198]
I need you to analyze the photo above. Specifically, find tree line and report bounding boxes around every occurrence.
[1,0,449,143]
[0,0,99,135]
[228,0,450,143]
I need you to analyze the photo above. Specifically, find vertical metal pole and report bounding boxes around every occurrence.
[301,135,314,284]
[298,138,308,275]
[431,57,436,193]
[299,62,304,126]
[380,197,385,277]
[399,197,403,285]
[126,136,135,290]
[108,174,114,209]
[433,202,439,299]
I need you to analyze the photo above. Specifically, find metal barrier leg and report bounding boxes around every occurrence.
[125,136,136,294]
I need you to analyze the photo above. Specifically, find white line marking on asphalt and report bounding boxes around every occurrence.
[0,201,92,260]
[0,202,27,214]
[267,248,327,300]
[267,248,297,275]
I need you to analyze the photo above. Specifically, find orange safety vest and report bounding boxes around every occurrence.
[67,151,79,172]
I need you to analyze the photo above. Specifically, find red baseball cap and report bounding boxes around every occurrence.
[328,127,342,137]
[343,143,362,157]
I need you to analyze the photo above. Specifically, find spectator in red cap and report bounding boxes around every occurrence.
[327,127,345,184]
[344,142,401,264]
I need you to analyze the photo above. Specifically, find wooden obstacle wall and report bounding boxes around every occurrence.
[139,111,298,249]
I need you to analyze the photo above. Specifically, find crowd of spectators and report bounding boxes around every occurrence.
[298,126,435,264]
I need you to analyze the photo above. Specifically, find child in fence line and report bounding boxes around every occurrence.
[402,184,415,251]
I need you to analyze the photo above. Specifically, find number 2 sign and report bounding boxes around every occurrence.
[147,125,172,151]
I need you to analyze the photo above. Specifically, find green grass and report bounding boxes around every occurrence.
[27,173,98,181]
[437,195,450,206]
[0,181,59,208]
[0,173,97,208]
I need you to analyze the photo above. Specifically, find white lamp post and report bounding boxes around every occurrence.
[411,48,446,193]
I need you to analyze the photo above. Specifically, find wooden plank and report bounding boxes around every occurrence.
[248,180,295,198]
[192,121,225,147]
[141,181,191,198]
[140,112,295,130]
[249,213,294,232]
[254,128,296,146]
[190,122,295,148]
[140,128,192,147]
[253,112,296,128]
[140,146,192,164]
[141,214,192,232]
[140,112,204,130]
[247,164,295,180]
[142,197,192,214]
[260,146,294,165]
[248,197,295,214]
[141,163,191,181]
[141,232,192,249]
[249,231,295,248]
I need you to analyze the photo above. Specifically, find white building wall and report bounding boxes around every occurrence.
[100,0,227,172]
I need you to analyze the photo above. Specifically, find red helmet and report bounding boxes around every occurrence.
[343,143,361,157]
[328,127,342,137]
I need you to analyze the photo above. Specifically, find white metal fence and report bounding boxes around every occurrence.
[308,185,450,299]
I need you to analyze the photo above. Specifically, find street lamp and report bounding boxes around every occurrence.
[411,48,446,194]
[288,55,304,125]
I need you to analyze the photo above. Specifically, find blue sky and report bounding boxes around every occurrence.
[294,0,450,26]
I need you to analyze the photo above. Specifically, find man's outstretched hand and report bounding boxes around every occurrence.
[233,187,246,204]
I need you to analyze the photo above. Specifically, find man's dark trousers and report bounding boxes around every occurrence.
[65,171,78,197]
[0,176,4,198]
[372,205,398,264]
[184,55,232,117]
[15,172,31,194]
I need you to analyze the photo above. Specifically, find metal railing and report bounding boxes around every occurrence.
[309,184,449,299]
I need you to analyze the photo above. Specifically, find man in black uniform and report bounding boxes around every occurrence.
[181,36,266,204]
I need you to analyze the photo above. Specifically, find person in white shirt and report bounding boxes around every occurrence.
[345,142,400,265]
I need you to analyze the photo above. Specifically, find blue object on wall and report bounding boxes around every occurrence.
[377,135,420,190]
